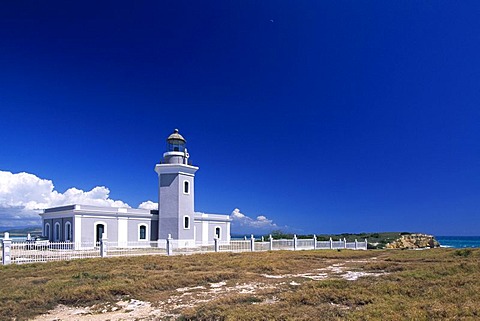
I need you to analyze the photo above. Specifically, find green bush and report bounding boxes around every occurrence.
[454,248,473,257]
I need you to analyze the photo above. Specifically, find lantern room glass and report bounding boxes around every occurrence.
[167,139,186,152]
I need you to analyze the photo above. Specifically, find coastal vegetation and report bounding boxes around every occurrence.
[262,230,436,249]
[0,248,479,320]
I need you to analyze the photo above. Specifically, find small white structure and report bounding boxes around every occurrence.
[40,129,231,246]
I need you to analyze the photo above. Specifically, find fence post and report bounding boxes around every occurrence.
[344,238,347,249]
[329,237,333,250]
[313,234,317,250]
[100,233,108,257]
[293,234,297,251]
[214,236,219,252]
[250,234,255,252]
[1,232,11,265]
[269,234,273,251]
[167,234,173,255]
[354,239,358,250]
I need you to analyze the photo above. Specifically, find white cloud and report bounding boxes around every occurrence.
[139,200,158,210]
[229,208,279,234]
[0,170,131,227]
[0,170,288,235]
[231,208,246,219]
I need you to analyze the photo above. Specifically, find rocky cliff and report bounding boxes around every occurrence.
[385,233,440,249]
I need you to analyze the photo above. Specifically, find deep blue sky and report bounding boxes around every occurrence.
[1,1,479,235]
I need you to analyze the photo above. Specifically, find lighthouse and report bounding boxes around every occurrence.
[40,129,230,247]
[155,129,198,245]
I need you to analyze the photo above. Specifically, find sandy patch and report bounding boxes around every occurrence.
[33,299,163,321]
[209,281,226,288]
[176,285,205,292]
[262,261,387,282]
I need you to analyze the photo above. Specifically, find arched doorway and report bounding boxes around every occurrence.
[95,224,105,243]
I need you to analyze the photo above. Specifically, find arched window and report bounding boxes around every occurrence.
[54,222,61,241]
[139,225,147,240]
[184,216,190,229]
[215,227,221,239]
[65,222,72,241]
[184,180,189,194]
[44,223,50,239]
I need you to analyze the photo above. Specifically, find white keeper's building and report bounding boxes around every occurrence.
[39,129,231,247]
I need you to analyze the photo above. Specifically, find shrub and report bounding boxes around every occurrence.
[454,248,473,257]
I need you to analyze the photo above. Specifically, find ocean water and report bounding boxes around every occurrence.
[0,236,28,242]
[435,236,480,248]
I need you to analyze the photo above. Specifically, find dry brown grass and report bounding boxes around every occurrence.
[1,249,479,320]
[181,249,480,321]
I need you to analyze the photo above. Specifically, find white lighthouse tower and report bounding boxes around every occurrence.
[155,129,198,246]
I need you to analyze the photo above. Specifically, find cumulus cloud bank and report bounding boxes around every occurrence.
[230,208,280,234]
[0,170,132,227]
[138,200,158,210]
[0,170,284,233]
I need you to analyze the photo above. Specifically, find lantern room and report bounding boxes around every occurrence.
[166,129,186,152]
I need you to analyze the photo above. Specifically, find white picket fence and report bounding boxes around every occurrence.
[1,233,367,265]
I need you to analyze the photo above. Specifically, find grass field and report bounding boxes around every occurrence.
[0,248,479,320]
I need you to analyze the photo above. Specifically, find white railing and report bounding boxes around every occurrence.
[297,239,315,249]
[272,239,294,250]
[355,241,368,250]
[316,241,331,249]
[10,241,100,264]
[332,241,344,249]
[171,240,214,254]
[1,234,368,265]
[255,241,270,252]
[106,241,167,257]
[220,240,251,252]
[346,242,356,249]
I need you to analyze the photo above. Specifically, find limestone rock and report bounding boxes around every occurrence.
[385,234,440,249]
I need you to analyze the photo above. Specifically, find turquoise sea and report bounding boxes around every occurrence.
[435,236,480,248]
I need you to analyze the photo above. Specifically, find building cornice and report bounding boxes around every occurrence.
[194,212,232,222]
[40,204,158,220]
[154,163,199,176]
